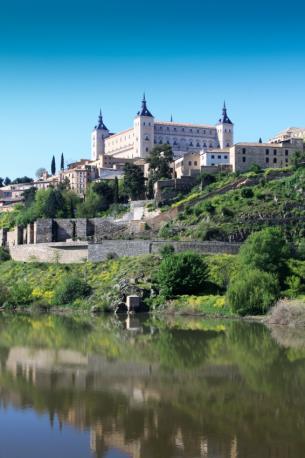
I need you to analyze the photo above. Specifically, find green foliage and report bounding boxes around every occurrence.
[53,275,92,305]
[249,163,262,174]
[241,187,254,198]
[156,251,208,297]
[8,281,33,306]
[159,244,175,258]
[0,247,10,262]
[227,268,279,315]
[123,163,145,200]
[147,144,173,185]
[238,228,290,278]
[51,155,56,175]
[0,281,9,306]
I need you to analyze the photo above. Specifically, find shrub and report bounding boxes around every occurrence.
[0,247,10,262]
[239,227,290,280]
[202,227,226,241]
[159,244,175,258]
[226,268,279,315]
[241,187,254,198]
[0,281,9,306]
[203,202,216,214]
[221,207,234,217]
[53,275,92,305]
[9,281,33,306]
[156,251,208,297]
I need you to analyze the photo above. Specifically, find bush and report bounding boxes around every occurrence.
[0,247,10,262]
[159,244,175,258]
[8,281,33,306]
[239,227,290,280]
[203,202,216,214]
[0,281,9,306]
[156,251,208,297]
[226,268,279,315]
[53,275,92,305]
[241,188,254,198]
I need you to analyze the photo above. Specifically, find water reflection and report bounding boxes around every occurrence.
[0,314,305,457]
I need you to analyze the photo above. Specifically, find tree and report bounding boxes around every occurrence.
[12,176,33,184]
[0,178,3,187]
[227,268,279,315]
[60,153,65,171]
[291,151,305,169]
[36,168,47,179]
[239,228,290,282]
[156,251,208,297]
[4,177,11,186]
[113,176,119,204]
[123,163,145,200]
[147,144,173,185]
[23,187,37,207]
[51,156,56,175]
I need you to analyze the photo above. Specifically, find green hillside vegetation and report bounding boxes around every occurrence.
[158,167,305,243]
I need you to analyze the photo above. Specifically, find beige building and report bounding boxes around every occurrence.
[269,127,305,144]
[91,96,234,161]
[230,141,300,173]
[174,152,201,178]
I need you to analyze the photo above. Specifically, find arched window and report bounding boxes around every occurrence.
[173,140,177,145]
[203,143,207,147]
[190,141,193,146]
[145,135,149,141]
[159,139,163,144]
[196,142,200,147]
[166,139,170,144]
[209,143,213,148]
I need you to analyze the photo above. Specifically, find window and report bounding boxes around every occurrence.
[194,161,198,166]
[224,155,228,159]
[143,122,145,126]
[197,129,199,133]
[242,157,246,163]
[203,143,207,148]
[265,149,269,155]
[190,141,193,146]
[196,142,200,147]
[273,149,277,155]
[160,126,162,130]
[182,128,184,132]
[211,163,215,166]
[146,147,149,152]
[242,148,246,154]
[211,155,215,159]
[285,158,289,163]
[218,155,221,159]
[266,157,269,163]
[174,127,176,131]
[159,140,163,144]
[285,150,289,156]
[145,135,149,141]
[188,161,192,166]
[273,157,277,163]
[167,127,169,130]
[190,129,192,132]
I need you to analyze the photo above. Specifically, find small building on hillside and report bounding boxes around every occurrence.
[173,152,201,178]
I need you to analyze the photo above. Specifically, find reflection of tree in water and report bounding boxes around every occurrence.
[1,315,305,457]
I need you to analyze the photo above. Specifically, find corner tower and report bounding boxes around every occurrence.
[133,94,154,158]
[217,102,234,148]
[91,110,110,160]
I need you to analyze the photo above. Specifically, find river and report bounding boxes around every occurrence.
[0,313,304,457]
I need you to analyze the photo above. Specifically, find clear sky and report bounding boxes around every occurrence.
[1,0,305,178]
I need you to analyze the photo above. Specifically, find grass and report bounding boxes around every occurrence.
[163,294,235,316]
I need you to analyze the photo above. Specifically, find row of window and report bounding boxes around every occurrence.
[210,155,228,159]
[153,138,216,148]
[242,157,289,164]
[157,126,215,135]
[180,160,199,167]
[242,148,290,156]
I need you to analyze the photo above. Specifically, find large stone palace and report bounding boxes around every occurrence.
[91,95,234,161]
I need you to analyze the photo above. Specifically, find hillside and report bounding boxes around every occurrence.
[149,167,305,244]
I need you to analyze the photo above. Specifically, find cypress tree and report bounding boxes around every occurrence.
[60,153,64,170]
[51,155,56,175]
[114,176,119,204]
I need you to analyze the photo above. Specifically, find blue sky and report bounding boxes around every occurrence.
[1,0,305,178]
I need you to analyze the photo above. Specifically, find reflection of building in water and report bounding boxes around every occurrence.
[1,346,247,458]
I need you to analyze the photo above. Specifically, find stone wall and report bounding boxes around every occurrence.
[10,242,88,263]
[88,240,241,262]
[9,239,241,263]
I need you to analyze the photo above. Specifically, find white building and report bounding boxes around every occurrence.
[91,96,234,161]
[201,148,230,167]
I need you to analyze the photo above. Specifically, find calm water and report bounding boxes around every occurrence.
[0,314,304,458]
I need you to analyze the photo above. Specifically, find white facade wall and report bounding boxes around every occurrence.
[201,150,230,166]
[104,128,135,158]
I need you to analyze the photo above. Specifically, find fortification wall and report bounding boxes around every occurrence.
[9,240,241,263]
[10,242,88,263]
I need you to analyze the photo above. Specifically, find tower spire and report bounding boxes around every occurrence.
[137,93,153,117]
[95,109,108,130]
[219,101,232,125]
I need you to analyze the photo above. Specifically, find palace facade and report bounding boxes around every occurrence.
[91,95,234,161]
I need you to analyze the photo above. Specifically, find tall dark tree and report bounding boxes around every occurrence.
[60,153,65,171]
[147,144,173,185]
[123,163,145,200]
[4,177,11,186]
[0,177,3,187]
[51,156,56,175]
[113,176,119,204]
[23,187,37,207]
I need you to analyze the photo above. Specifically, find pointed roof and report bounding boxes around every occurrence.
[137,93,153,117]
[218,101,233,125]
[95,109,108,130]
